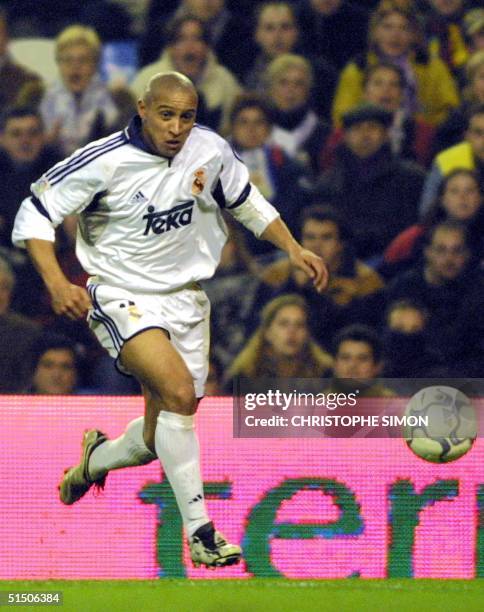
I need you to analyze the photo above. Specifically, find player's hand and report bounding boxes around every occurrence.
[288,247,329,293]
[49,282,92,319]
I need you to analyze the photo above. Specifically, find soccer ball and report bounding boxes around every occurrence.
[404,386,477,463]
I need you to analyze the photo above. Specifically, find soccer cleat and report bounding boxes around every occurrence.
[189,521,242,568]
[59,429,108,505]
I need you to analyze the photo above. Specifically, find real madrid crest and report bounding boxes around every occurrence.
[191,168,207,195]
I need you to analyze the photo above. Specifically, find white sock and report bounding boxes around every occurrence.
[155,411,210,538]
[88,416,156,480]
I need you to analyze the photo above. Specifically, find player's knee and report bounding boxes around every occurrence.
[165,383,197,415]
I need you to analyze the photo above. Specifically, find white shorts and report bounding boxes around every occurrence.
[87,281,211,398]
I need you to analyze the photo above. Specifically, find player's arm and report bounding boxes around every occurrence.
[12,147,110,318]
[218,138,328,292]
[260,216,329,293]
[26,239,91,319]
[225,182,328,293]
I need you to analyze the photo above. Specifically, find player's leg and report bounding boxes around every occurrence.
[117,328,241,567]
[119,329,209,534]
[61,326,194,505]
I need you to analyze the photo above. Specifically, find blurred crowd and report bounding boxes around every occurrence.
[0,0,483,395]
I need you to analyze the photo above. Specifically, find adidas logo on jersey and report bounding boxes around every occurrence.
[131,190,148,205]
[143,200,194,236]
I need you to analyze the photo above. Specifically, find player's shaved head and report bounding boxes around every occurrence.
[142,71,198,106]
[137,71,198,158]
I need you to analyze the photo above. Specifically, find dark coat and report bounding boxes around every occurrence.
[316,143,426,258]
[385,266,484,376]
[0,146,61,248]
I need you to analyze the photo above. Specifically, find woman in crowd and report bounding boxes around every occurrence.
[265,53,330,174]
[40,25,121,155]
[226,294,333,382]
[332,0,459,127]
[382,167,484,275]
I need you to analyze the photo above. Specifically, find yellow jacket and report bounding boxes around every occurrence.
[435,141,475,174]
[332,52,460,127]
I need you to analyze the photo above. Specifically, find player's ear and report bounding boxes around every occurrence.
[137,98,146,118]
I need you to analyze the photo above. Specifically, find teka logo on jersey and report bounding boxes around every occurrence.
[143,200,194,236]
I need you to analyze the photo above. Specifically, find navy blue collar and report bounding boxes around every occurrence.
[126,115,171,161]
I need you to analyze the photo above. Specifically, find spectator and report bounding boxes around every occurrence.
[228,93,310,255]
[297,0,370,71]
[382,299,441,377]
[0,255,40,393]
[205,355,224,396]
[321,62,436,169]
[203,231,261,372]
[420,102,484,215]
[423,0,469,82]
[316,103,426,259]
[435,50,484,152]
[244,1,300,91]
[40,25,120,156]
[327,323,394,395]
[246,1,337,119]
[265,53,330,172]
[383,168,484,275]
[226,294,333,382]
[0,107,60,250]
[131,15,241,132]
[0,8,43,109]
[258,205,385,345]
[139,0,254,80]
[385,221,484,376]
[332,0,460,126]
[28,333,81,395]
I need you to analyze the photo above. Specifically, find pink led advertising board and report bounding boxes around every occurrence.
[0,396,482,579]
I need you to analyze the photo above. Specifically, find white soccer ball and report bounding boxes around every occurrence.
[404,386,477,463]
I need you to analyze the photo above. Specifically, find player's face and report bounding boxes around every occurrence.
[373,12,414,58]
[264,305,309,358]
[33,349,77,395]
[57,43,97,94]
[301,219,343,271]
[466,114,484,162]
[270,66,311,111]
[256,6,298,58]
[333,340,381,380]
[425,228,470,283]
[344,120,387,159]
[231,107,271,149]
[0,116,44,163]
[364,67,403,112]
[442,173,482,221]
[138,88,198,158]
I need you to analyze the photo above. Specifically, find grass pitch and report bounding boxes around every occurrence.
[1,579,483,612]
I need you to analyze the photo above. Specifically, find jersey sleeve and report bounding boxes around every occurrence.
[217,139,280,237]
[12,149,110,248]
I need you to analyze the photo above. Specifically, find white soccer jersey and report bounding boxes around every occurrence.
[12,117,279,293]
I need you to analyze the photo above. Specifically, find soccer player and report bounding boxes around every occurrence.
[12,72,328,569]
